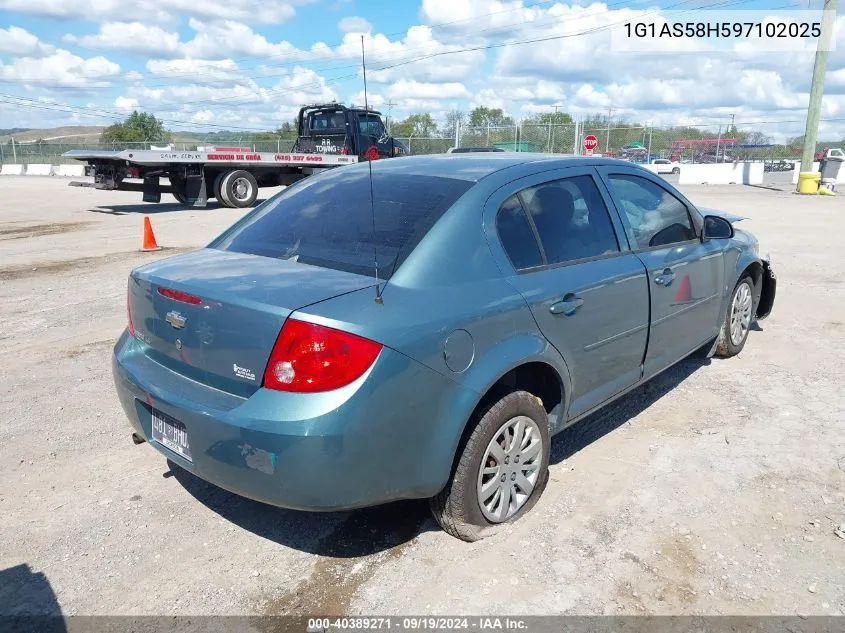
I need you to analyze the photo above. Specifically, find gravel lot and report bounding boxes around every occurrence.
[0,176,843,618]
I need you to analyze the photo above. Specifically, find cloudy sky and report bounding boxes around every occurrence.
[1,0,845,140]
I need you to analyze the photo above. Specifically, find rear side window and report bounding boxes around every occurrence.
[606,174,696,248]
[523,175,619,265]
[496,175,620,270]
[496,195,543,271]
[211,170,472,278]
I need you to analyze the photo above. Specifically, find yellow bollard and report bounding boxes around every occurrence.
[797,171,821,194]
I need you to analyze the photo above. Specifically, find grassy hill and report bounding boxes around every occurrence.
[0,126,104,144]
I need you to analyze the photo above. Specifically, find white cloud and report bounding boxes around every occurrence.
[338,16,373,33]
[0,49,120,88]
[64,23,180,56]
[145,58,244,85]
[0,0,312,24]
[114,96,139,111]
[181,19,300,59]
[336,27,485,84]
[0,26,55,57]
[391,80,470,100]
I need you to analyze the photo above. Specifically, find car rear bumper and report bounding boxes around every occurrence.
[112,331,477,511]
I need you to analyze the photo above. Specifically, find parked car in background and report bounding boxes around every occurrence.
[651,158,681,174]
[114,154,776,541]
[764,160,795,172]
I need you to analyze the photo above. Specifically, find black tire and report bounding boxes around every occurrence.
[219,170,258,209]
[212,172,226,206]
[430,390,551,542]
[168,176,188,204]
[715,275,755,357]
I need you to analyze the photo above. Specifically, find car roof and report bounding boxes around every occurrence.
[360,153,640,182]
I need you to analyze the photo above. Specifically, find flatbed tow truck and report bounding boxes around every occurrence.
[63,103,407,208]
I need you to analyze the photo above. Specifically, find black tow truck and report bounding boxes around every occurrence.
[62,103,408,208]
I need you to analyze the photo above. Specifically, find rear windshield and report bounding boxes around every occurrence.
[309,110,345,131]
[210,169,473,278]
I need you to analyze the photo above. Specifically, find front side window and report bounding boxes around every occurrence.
[606,174,696,248]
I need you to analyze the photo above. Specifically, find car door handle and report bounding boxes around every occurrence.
[550,294,584,316]
[654,268,676,286]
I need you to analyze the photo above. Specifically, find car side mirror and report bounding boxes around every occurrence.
[702,215,734,241]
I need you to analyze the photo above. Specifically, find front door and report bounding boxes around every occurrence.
[598,168,724,378]
[486,167,650,421]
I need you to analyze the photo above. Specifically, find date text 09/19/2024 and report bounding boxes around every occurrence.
[307,617,529,631]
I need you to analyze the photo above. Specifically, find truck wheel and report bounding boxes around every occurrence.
[219,170,258,208]
[168,176,188,204]
[430,390,550,542]
[211,172,226,206]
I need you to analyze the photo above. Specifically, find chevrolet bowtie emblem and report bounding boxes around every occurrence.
[166,311,186,329]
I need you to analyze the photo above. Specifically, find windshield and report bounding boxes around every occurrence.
[210,169,473,278]
[358,114,386,138]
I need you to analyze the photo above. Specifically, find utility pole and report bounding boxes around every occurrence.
[605,107,614,153]
[385,100,397,133]
[11,137,16,163]
[547,103,564,153]
[647,123,653,160]
[801,0,837,173]
[716,124,722,162]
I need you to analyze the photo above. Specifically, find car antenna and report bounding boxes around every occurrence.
[361,35,383,305]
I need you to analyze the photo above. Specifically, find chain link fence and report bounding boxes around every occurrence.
[0,122,816,172]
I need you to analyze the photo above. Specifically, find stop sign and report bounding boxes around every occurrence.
[583,134,598,154]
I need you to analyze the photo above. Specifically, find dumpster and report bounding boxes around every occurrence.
[820,154,844,181]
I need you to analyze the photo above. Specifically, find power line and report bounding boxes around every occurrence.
[140,0,737,113]
[1,0,795,130]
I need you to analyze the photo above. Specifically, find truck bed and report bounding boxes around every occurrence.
[62,149,358,167]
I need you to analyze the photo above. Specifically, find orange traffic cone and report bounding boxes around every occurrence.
[675,275,692,303]
[141,216,162,252]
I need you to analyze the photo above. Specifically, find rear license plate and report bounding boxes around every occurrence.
[151,408,192,462]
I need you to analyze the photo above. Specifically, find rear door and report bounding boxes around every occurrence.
[597,167,724,378]
[485,166,650,420]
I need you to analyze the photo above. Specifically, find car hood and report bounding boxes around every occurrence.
[698,207,746,224]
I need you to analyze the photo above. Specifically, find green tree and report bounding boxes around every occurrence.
[469,106,513,127]
[391,113,438,137]
[442,109,466,140]
[526,111,573,125]
[101,111,171,144]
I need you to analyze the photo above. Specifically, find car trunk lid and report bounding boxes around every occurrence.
[128,248,375,397]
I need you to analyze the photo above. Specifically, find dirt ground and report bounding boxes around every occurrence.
[0,176,843,618]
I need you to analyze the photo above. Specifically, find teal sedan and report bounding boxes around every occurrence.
[114,154,775,541]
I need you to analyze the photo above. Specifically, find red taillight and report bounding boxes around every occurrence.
[127,288,135,336]
[157,287,202,305]
[263,318,382,393]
